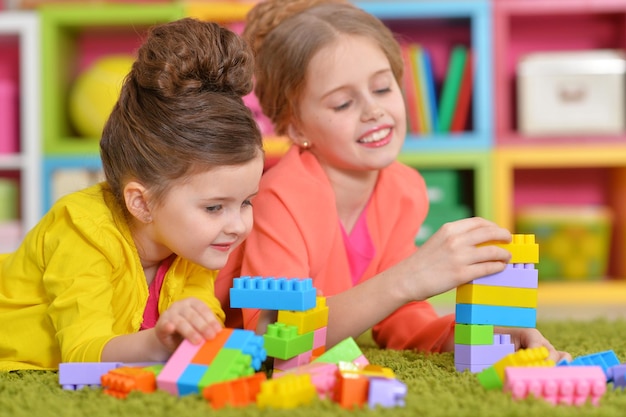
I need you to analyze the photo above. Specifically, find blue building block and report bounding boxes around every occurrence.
[558,350,620,379]
[455,303,536,328]
[224,328,267,370]
[177,363,209,396]
[230,276,316,311]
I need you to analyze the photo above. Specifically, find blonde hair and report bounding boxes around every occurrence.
[244,0,404,136]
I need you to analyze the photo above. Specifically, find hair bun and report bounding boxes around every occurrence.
[133,18,254,98]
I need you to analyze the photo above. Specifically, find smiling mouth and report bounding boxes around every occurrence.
[358,127,391,144]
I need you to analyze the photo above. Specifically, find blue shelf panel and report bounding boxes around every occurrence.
[356,0,493,150]
[42,155,102,214]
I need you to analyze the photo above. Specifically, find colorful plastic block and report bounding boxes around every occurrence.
[454,324,494,345]
[455,303,536,328]
[197,348,255,388]
[59,362,122,390]
[256,374,317,409]
[277,296,329,334]
[477,346,555,390]
[342,364,396,379]
[454,335,515,370]
[274,351,313,371]
[608,364,626,389]
[264,322,314,360]
[333,373,369,409]
[471,263,538,288]
[313,326,327,350]
[313,337,364,365]
[230,276,316,311]
[101,366,156,399]
[456,284,537,308]
[157,339,204,395]
[202,372,267,409]
[559,350,620,379]
[488,234,539,264]
[504,366,606,406]
[157,328,265,396]
[368,378,407,408]
[275,362,338,399]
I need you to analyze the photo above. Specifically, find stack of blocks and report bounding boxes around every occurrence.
[229,276,328,372]
[454,234,540,372]
[155,327,266,396]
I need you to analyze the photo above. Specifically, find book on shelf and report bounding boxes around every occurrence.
[451,48,473,133]
[437,45,468,134]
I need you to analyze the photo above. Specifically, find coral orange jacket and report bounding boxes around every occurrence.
[217,146,455,352]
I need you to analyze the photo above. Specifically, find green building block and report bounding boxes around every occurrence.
[476,366,502,390]
[313,337,363,365]
[454,323,494,345]
[264,323,314,360]
[198,348,254,388]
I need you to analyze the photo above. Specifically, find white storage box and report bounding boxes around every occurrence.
[517,50,626,137]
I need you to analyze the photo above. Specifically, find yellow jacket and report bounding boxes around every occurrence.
[0,183,224,371]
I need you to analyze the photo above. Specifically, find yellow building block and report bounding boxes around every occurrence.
[277,296,329,334]
[493,346,555,381]
[256,374,316,409]
[483,234,539,264]
[456,284,537,308]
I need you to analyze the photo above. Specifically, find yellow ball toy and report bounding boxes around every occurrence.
[68,55,135,139]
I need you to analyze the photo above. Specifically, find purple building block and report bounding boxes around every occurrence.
[471,263,538,288]
[454,334,515,372]
[59,362,122,390]
[608,364,626,389]
[368,378,407,408]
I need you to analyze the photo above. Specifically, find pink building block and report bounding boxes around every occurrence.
[274,350,313,371]
[504,366,606,406]
[313,326,327,350]
[156,339,203,395]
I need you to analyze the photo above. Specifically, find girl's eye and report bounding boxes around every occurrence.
[333,101,351,111]
[205,205,222,213]
[242,199,253,207]
[375,87,392,94]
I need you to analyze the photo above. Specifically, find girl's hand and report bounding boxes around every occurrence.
[498,327,572,363]
[403,217,512,301]
[154,297,223,353]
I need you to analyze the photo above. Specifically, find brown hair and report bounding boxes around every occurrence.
[243,0,404,136]
[100,17,263,211]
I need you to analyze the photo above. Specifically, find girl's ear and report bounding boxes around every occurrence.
[287,122,311,149]
[124,181,152,223]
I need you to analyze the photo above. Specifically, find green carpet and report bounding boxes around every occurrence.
[1,319,625,417]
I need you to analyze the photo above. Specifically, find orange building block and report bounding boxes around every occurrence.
[202,372,267,409]
[101,367,156,399]
[334,373,369,409]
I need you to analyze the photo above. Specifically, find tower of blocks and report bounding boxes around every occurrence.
[229,276,329,371]
[454,234,540,372]
[155,327,266,396]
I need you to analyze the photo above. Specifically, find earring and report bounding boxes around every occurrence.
[301,141,311,149]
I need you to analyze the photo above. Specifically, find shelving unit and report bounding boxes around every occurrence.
[0,11,40,251]
[492,0,626,279]
[360,0,492,152]
[3,0,625,286]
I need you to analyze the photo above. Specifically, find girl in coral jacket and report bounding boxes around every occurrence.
[217,0,570,363]
[0,18,264,370]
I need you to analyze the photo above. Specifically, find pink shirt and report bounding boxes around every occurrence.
[140,256,174,330]
[341,205,375,285]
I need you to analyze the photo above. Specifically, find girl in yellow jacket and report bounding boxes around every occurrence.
[0,18,264,371]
